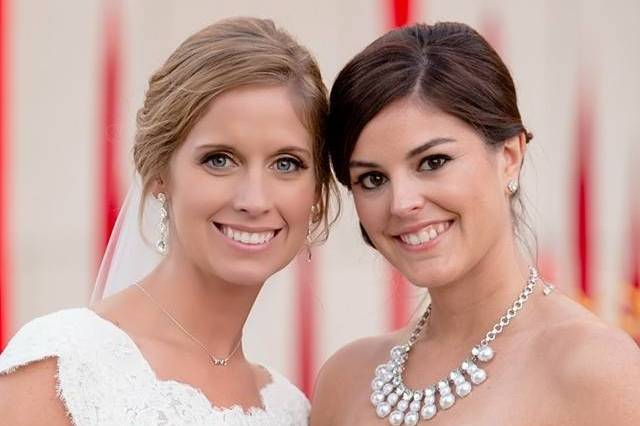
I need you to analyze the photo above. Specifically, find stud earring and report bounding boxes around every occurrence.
[156,192,168,255]
[507,179,519,195]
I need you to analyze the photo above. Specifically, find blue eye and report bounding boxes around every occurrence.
[419,154,451,171]
[356,172,387,190]
[273,157,303,173]
[203,153,235,169]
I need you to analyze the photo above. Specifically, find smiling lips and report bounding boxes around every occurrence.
[397,220,453,246]
[216,223,278,246]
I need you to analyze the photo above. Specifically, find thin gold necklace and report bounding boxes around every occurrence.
[135,283,243,366]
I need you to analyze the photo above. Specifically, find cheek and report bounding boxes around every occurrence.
[443,160,497,211]
[449,166,508,241]
[353,191,388,232]
[173,171,223,217]
[168,166,230,239]
[277,177,316,229]
[170,187,222,243]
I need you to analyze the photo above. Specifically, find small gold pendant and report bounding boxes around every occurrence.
[211,357,228,366]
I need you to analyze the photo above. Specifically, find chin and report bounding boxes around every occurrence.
[409,274,451,289]
[392,256,462,290]
[216,269,271,287]
[210,256,289,287]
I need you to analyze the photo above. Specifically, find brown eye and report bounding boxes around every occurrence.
[419,154,451,171]
[359,173,387,190]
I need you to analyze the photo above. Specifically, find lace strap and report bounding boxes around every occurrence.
[0,308,141,425]
[260,367,311,422]
[0,309,86,375]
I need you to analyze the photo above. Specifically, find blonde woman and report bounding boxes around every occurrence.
[0,17,335,425]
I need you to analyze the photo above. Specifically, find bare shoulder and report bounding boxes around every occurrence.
[538,295,640,369]
[537,298,640,425]
[0,358,71,425]
[312,334,392,396]
[310,332,402,425]
[322,332,397,370]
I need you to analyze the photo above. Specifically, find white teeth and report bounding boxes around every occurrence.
[220,225,275,245]
[224,226,233,239]
[399,222,450,246]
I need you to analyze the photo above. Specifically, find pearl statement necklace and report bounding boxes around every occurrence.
[370,267,552,425]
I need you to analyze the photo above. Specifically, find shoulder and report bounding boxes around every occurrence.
[542,316,640,424]
[0,356,71,425]
[547,316,640,378]
[315,333,397,388]
[0,308,135,425]
[0,308,97,374]
[260,365,310,418]
[317,333,395,379]
[310,333,399,424]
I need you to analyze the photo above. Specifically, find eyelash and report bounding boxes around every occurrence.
[418,154,452,171]
[271,156,307,173]
[200,152,307,173]
[201,152,236,169]
[353,154,452,191]
[354,172,387,191]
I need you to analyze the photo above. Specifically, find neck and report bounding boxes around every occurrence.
[139,250,262,358]
[424,237,532,346]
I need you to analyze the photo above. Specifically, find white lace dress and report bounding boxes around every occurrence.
[0,308,309,426]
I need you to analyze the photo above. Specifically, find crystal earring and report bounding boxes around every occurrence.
[305,236,312,263]
[156,192,168,254]
[507,178,519,195]
[305,206,317,263]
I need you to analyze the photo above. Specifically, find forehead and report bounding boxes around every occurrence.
[352,98,481,158]
[183,84,313,151]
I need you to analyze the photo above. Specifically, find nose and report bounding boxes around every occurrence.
[232,168,272,216]
[389,175,425,218]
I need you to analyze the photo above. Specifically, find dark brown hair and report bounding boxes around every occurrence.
[327,21,532,247]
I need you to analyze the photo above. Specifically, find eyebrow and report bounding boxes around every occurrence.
[406,137,455,159]
[348,137,455,169]
[273,145,312,158]
[195,143,312,158]
[195,143,235,152]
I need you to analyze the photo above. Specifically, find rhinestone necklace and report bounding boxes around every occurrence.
[135,283,243,366]
[370,266,553,425]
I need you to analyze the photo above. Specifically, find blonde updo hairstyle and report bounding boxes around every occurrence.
[133,17,337,241]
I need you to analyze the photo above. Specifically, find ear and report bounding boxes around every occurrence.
[150,176,167,199]
[312,186,324,222]
[499,132,527,187]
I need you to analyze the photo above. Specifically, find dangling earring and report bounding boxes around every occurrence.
[305,231,312,263]
[507,178,519,195]
[305,206,316,263]
[156,192,168,255]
